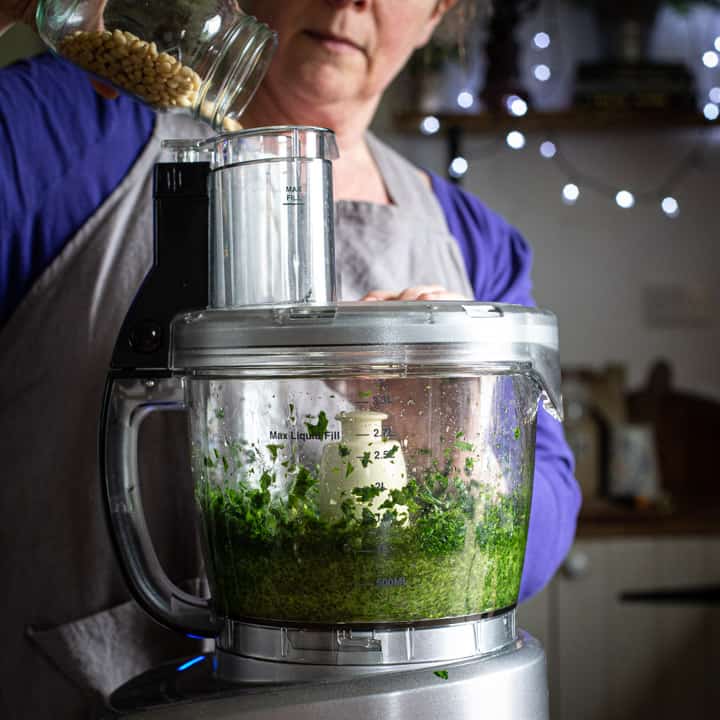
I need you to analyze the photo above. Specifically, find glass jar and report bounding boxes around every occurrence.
[36,0,276,131]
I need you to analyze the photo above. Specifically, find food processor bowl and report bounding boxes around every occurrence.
[103,301,562,669]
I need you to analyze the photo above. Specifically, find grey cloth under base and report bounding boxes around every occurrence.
[27,580,211,701]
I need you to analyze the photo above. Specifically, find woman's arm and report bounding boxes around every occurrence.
[0,53,153,328]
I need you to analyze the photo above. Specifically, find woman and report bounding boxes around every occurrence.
[0,1,579,717]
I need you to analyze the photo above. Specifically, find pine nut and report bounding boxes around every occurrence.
[57,29,205,110]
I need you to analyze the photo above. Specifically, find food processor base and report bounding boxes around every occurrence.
[107,630,548,720]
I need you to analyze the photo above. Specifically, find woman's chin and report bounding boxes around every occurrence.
[284,55,366,101]
[285,80,363,114]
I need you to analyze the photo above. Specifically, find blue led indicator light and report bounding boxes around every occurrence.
[177,655,206,672]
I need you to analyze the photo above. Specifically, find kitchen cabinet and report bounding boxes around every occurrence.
[518,537,720,720]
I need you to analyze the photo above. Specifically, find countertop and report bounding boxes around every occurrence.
[576,498,720,538]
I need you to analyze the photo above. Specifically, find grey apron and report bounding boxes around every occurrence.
[0,122,471,719]
[335,133,473,301]
[0,113,214,720]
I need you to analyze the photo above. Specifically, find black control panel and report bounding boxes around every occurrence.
[111,162,211,373]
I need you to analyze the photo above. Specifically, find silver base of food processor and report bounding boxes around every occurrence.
[216,607,517,677]
[107,610,549,719]
[108,631,547,720]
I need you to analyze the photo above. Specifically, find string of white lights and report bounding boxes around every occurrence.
[417,2,719,220]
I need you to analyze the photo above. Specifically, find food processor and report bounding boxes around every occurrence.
[101,127,563,719]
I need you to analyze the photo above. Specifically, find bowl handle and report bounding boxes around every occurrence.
[100,374,222,638]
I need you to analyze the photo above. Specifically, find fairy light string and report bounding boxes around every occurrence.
[419,0,718,218]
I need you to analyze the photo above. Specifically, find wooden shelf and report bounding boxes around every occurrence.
[577,498,720,539]
[394,109,713,135]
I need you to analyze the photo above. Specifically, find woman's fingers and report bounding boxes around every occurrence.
[397,285,446,301]
[415,291,468,301]
[360,286,470,302]
[360,290,397,301]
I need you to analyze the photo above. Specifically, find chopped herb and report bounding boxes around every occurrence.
[352,485,383,503]
[292,466,316,499]
[305,411,329,438]
[514,427,521,440]
[453,440,474,452]
[222,455,229,472]
[464,457,475,472]
[198,448,530,624]
[345,462,355,478]
[361,451,372,468]
[434,670,449,680]
[455,431,464,439]
[339,444,351,458]
[385,445,399,458]
[340,497,356,519]
[359,390,373,399]
[266,444,284,462]
[260,471,274,492]
[215,408,225,419]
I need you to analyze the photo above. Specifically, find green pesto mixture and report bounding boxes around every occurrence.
[197,436,530,624]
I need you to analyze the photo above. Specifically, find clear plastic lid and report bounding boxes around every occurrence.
[171,301,563,419]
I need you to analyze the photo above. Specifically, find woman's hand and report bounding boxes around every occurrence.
[1,0,119,98]
[361,285,469,302]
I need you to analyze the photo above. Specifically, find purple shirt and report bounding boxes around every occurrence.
[0,53,154,328]
[0,53,580,601]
